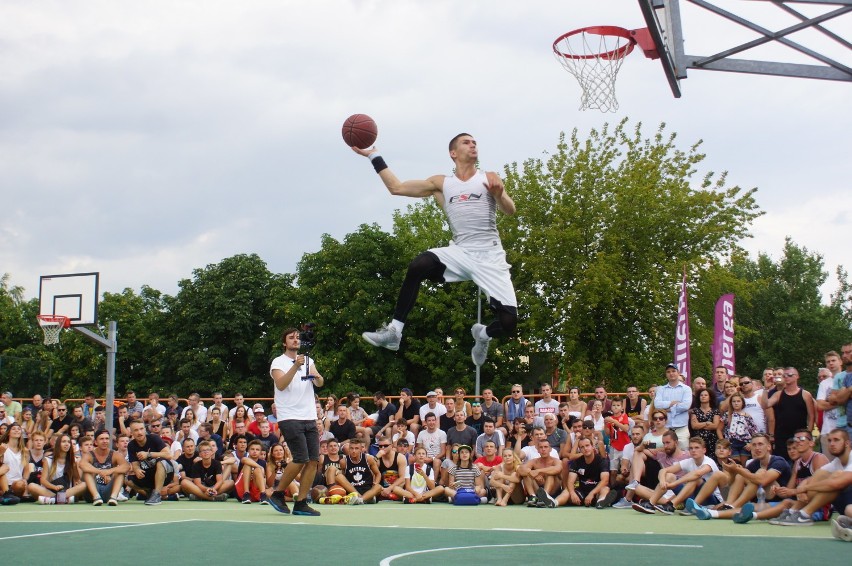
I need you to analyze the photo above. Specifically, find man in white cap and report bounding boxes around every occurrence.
[419,391,447,422]
[248,404,270,436]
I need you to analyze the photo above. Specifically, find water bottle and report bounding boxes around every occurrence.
[756,485,766,511]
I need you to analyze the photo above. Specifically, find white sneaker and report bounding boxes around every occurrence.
[116,490,129,502]
[470,323,491,366]
[362,324,401,351]
[831,516,852,542]
[38,496,56,505]
[625,480,639,491]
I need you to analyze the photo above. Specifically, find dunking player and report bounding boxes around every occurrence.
[353,134,518,366]
[268,328,325,516]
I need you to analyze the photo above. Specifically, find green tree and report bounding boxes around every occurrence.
[500,120,762,391]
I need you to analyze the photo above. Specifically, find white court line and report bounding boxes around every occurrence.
[0,519,198,542]
[380,542,704,566]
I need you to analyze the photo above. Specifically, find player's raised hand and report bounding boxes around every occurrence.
[352,146,378,158]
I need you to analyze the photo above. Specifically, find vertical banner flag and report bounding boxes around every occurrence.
[712,294,736,378]
[674,270,691,385]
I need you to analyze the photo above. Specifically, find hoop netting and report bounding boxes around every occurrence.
[554,31,633,113]
[37,316,67,346]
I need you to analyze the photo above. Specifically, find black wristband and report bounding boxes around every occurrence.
[372,156,388,174]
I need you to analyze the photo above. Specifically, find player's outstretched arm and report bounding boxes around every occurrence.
[352,146,442,198]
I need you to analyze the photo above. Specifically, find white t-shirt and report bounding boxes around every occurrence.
[420,403,447,421]
[404,462,435,495]
[144,403,167,417]
[229,406,255,420]
[742,391,766,432]
[817,379,838,435]
[181,405,208,423]
[270,353,318,421]
[416,428,447,458]
[822,456,852,473]
[535,399,560,416]
[520,445,559,461]
[392,431,416,445]
[2,447,25,481]
[678,455,720,482]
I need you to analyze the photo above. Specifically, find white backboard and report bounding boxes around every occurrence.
[38,272,99,327]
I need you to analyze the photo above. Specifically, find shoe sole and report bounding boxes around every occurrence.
[632,504,655,515]
[653,506,674,515]
[292,510,321,516]
[268,499,291,514]
[362,333,399,351]
[831,519,852,542]
[535,487,556,508]
[144,501,162,506]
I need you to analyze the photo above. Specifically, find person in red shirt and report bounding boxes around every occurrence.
[605,399,631,484]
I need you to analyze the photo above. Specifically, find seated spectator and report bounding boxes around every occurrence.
[30,433,88,504]
[584,400,605,431]
[520,439,562,505]
[236,439,268,504]
[374,436,408,501]
[724,393,758,465]
[174,438,198,484]
[419,391,447,423]
[391,418,416,447]
[626,430,689,512]
[197,422,225,460]
[444,445,485,502]
[522,404,545,431]
[480,388,504,434]
[346,393,373,442]
[208,406,231,445]
[180,440,233,501]
[395,438,414,466]
[369,392,397,440]
[79,429,129,506]
[439,398,457,433]
[266,444,297,501]
[543,413,568,452]
[126,420,177,505]
[632,437,719,515]
[453,387,472,418]
[446,411,478,449]
[255,421,280,452]
[475,419,504,459]
[320,439,345,488]
[0,423,29,502]
[566,421,606,462]
[327,438,382,504]
[247,404,271,436]
[395,388,421,436]
[402,446,444,504]
[490,448,523,506]
[466,402,487,435]
[516,427,560,464]
[539,437,613,509]
[474,440,503,501]
[612,426,648,508]
[228,420,255,450]
[689,432,791,520]
[329,404,358,450]
[416,413,447,472]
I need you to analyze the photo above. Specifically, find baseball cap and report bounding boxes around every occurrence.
[665,363,678,370]
[253,404,265,413]
[426,391,437,397]
[458,444,472,453]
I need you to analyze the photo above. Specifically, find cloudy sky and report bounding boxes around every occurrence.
[2,1,850,307]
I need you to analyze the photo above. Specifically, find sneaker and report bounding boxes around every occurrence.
[93,498,104,507]
[733,502,754,524]
[214,493,229,502]
[831,516,852,542]
[526,496,539,508]
[632,500,655,515]
[362,324,401,351]
[107,498,118,506]
[343,492,363,505]
[188,494,199,501]
[116,490,129,502]
[166,494,178,502]
[144,492,162,506]
[598,490,619,509]
[470,323,491,366]
[654,502,675,515]
[769,509,793,525]
[38,495,56,505]
[1,492,21,506]
[292,500,321,516]
[269,492,291,514]
[536,487,557,508]
[242,493,252,504]
[403,497,416,504]
[694,506,713,521]
[385,493,400,501]
[259,495,270,505]
[612,497,633,509]
[625,480,639,491]
[319,494,342,505]
[684,498,699,515]
[776,510,814,527]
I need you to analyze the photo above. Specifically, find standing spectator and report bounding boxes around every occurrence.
[605,398,631,479]
[711,366,731,401]
[725,393,759,464]
[504,385,528,425]
[534,383,560,417]
[453,387,472,418]
[81,393,99,421]
[207,392,229,422]
[690,389,722,460]
[624,385,648,431]
[480,388,504,432]
[828,343,852,436]
[740,376,769,434]
[419,391,447,422]
[764,367,816,461]
[816,353,843,455]
[395,388,422,435]
[655,363,694,449]
[1,392,22,423]
[124,391,144,420]
[585,385,613,416]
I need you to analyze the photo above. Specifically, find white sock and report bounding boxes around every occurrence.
[752,512,759,520]
[390,319,404,333]
[799,510,811,518]
[709,509,719,518]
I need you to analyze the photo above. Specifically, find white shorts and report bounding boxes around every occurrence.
[429,243,517,308]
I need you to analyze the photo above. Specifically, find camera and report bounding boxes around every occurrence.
[602,411,614,418]
[299,322,317,352]
[645,441,657,448]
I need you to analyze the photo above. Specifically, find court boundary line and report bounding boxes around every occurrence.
[0,519,198,542]
[379,542,704,566]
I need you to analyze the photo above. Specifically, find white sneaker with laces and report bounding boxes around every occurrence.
[362,324,401,351]
[470,323,491,366]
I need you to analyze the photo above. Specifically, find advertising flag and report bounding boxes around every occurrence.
[674,271,691,384]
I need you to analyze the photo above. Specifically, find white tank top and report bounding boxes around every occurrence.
[441,171,501,249]
[743,392,766,432]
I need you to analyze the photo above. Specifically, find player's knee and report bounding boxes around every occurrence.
[406,252,444,281]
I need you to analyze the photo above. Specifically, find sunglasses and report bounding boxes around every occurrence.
[784,373,795,377]
[653,416,666,421]
[512,390,521,393]
[793,436,811,442]
[739,381,751,385]
[378,444,391,448]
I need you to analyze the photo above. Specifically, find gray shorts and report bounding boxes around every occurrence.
[279,419,319,464]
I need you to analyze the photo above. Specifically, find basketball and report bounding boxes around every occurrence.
[342,113,378,149]
[310,485,328,501]
[327,484,347,497]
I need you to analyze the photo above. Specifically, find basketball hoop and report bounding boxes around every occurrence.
[37,315,70,346]
[553,26,637,113]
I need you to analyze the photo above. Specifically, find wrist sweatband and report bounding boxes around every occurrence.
[370,154,388,173]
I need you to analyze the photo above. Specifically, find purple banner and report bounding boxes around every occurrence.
[712,294,735,380]
[673,272,691,384]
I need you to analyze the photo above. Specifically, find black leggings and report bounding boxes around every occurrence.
[393,251,517,338]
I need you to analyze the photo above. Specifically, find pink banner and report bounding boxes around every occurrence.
[712,294,735,380]
[673,272,691,384]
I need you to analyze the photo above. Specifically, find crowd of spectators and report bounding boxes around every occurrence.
[1,345,850,541]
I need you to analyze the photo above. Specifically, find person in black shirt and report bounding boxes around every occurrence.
[396,389,422,436]
[126,421,176,505]
[180,440,233,501]
[329,405,357,448]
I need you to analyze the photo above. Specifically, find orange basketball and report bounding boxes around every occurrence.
[327,484,347,497]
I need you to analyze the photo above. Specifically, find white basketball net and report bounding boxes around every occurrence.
[37,316,68,346]
[554,30,635,113]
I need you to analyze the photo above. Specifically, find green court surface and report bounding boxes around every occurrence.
[0,501,846,565]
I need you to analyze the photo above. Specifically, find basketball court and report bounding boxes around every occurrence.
[0,501,844,565]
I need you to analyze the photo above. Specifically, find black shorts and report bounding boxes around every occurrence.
[279,419,320,464]
[132,460,175,489]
